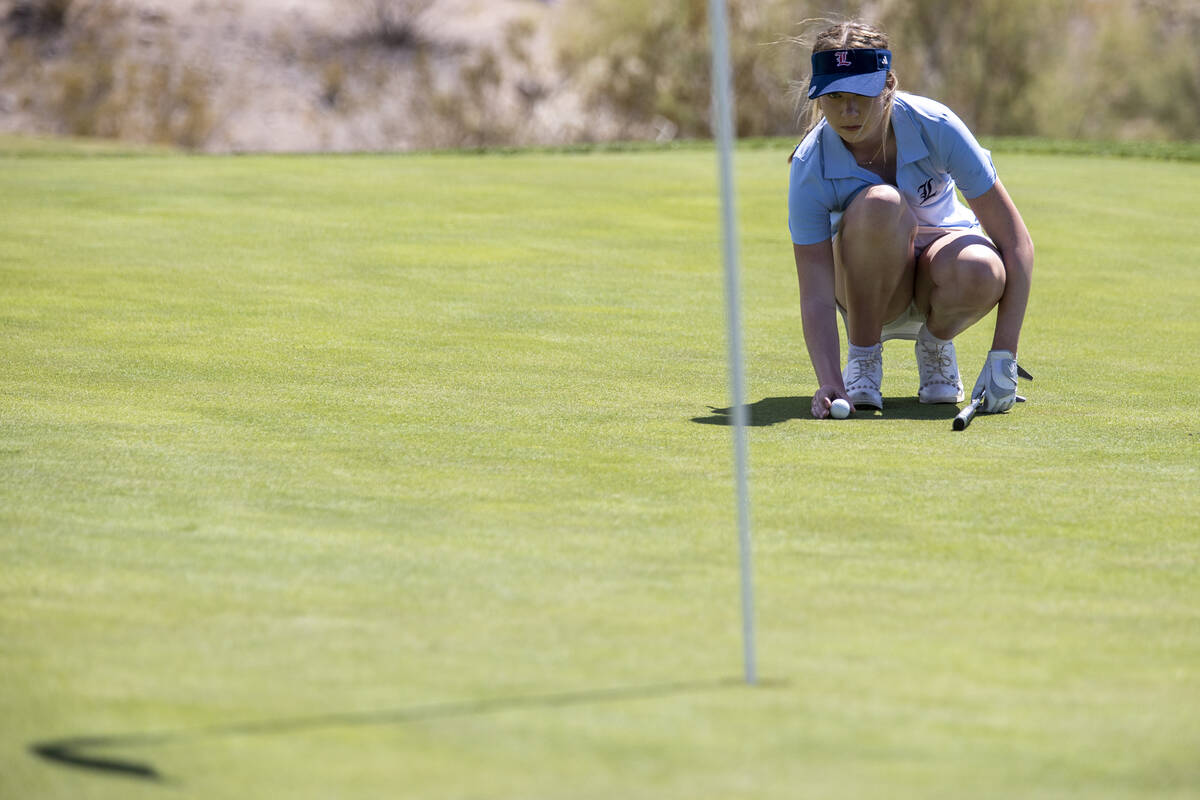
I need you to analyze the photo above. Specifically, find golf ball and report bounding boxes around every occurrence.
[830,398,851,419]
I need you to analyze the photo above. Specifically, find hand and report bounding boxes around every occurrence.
[971,350,1019,412]
[812,385,854,419]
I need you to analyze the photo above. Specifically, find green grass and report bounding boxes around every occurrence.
[1,135,1198,800]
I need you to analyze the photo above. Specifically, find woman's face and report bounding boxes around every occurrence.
[818,91,889,145]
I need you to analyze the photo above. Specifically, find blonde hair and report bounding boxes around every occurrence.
[798,20,899,137]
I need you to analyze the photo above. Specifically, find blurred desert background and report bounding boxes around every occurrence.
[1,0,1197,153]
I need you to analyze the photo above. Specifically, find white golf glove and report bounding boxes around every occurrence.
[971,350,1018,413]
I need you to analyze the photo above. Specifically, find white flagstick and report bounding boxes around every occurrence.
[707,0,757,686]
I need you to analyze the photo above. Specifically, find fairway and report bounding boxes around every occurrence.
[2,138,1198,799]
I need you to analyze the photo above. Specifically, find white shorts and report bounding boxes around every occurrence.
[914,225,958,257]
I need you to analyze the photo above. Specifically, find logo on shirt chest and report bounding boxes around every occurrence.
[916,178,936,204]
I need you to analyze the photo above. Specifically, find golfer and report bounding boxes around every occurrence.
[788,21,1033,419]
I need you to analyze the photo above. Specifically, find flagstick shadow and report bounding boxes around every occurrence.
[692,396,960,425]
[29,676,787,783]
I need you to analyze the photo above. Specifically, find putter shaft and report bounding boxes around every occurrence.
[953,391,985,431]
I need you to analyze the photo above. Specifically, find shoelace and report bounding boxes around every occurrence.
[846,353,881,388]
[919,342,956,382]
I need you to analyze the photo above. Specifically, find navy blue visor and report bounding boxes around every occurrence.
[808,48,892,99]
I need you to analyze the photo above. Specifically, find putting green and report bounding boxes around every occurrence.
[1,136,1197,799]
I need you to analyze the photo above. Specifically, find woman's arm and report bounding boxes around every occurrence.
[968,179,1034,354]
[793,240,851,418]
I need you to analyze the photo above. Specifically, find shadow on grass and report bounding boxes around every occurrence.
[29,676,786,782]
[692,396,961,426]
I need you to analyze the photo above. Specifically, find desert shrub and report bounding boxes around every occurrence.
[1061,0,1200,140]
[353,0,434,48]
[552,0,1200,142]
[553,0,812,140]
[407,19,532,149]
[850,0,1199,139]
[28,0,216,147]
[874,0,1074,136]
[4,0,72,38]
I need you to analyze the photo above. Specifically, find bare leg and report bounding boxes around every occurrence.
[914,232,1005,339]
[834,185,917,347]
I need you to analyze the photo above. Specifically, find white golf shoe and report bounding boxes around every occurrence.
[916,329,964,404]
[843,343,883,409]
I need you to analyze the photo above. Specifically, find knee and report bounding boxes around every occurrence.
[952,246,1006,306]
[843,184,913,232]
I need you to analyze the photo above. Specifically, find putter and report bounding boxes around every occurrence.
[953,390,985,431]
[953,393,1028,431]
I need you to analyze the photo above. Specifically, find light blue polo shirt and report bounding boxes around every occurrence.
[788,92,997,246]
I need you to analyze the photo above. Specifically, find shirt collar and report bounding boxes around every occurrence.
[891,95,929,164]
[818,124,859,180]
[819,95,928,179]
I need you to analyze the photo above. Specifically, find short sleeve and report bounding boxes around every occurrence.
[934,108,997,199]
[788,145,834,245]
